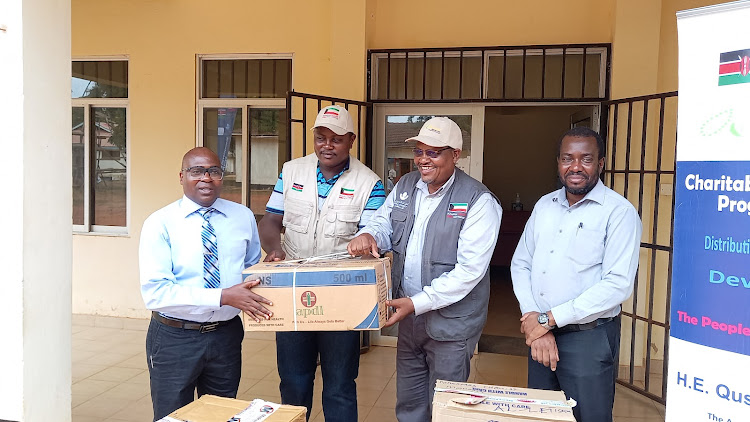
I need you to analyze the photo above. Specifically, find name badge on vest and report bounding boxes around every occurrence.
[291,183,304,192]
[394,191,409,209]
[338,187,354,200]
[447,202,468,219]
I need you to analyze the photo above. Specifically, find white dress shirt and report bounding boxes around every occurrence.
[139,196,262,322]
[360,171,503,316]
[511,180,642,328]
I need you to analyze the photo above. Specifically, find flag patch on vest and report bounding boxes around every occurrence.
[339,187,354,199]
[447,202,468,219]
[291,183,304,192]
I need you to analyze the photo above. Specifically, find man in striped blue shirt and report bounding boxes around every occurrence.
[257,105,385,421]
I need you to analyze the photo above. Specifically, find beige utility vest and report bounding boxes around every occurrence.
[281,154,380,259]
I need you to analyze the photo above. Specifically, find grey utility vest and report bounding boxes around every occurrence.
[390,169,498,341]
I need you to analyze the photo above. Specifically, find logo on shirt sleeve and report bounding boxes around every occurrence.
[291,183,304,192]
[447,202,468,219]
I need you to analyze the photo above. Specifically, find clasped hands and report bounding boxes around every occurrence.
[521,311,559,371]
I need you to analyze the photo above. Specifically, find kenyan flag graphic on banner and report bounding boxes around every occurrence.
[718,49,750,86]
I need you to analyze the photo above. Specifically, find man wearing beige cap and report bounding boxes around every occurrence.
[348,117,503,421]
[258,105,385,421]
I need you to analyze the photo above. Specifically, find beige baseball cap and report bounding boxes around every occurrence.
[405,117,463,150]
[312,105,355,135]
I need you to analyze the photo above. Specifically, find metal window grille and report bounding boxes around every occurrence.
[602,91,678,404]
[286,91,374,166]
[368,44,611,103]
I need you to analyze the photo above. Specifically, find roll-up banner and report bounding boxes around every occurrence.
[669,2,750,420]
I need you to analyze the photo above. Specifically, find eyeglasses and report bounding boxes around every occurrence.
[413,147,452,158]
[182,166,224,180]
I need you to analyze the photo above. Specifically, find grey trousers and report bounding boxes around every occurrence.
[395,313,481,422]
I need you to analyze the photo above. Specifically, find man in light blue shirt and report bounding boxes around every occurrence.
[511,127,642,422]
[139,147,271,420]
[348,117,502,421]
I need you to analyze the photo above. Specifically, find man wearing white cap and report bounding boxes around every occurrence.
[258,105,385,421]
[348,117,503,421]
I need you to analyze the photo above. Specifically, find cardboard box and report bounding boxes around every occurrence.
[242,256,391,331]
[163,395,306,422]
[432,380,576,421]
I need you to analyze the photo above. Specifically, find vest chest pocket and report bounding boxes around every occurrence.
[323,206,361,238]
[390,209,409,252]
[283,199,313,234]
[567,227,606,268]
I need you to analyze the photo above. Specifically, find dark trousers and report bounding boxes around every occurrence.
[146,315,244,421]
[527,316,621,422]
[276,331,360,422]
[395,313,481,422]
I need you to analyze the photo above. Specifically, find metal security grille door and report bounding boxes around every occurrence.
[602,91,678,404]
[285,91,374,352]
[286,91,373,166]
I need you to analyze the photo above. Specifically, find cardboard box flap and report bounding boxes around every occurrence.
[433,381,576,422]
[167,395,306,422]
[169,395,245,421]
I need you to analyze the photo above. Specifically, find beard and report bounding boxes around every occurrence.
[560,171,600,196]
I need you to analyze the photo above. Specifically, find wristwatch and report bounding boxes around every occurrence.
[537,312,555,330]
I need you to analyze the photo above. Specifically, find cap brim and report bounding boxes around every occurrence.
[312,124,349,136]
[405,135,449,148]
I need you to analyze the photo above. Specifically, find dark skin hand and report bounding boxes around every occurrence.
[529,331,559,371]
[520,310,557,345]
[258,212,286,262]
[346,233,380,258]
[221,279,273,323]
[384,298,415,327]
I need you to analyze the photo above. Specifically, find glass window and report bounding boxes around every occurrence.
[203,108,243,205]
[198,56,291,216]
[92,107,127,227]
[72,107,85,225]
[72,60,128,232]
[249,109,288,215]
[201,59,291,99]
[72,60,128,98]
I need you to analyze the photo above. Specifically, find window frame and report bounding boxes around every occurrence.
[196,54,292,212]
[72,56,130,235]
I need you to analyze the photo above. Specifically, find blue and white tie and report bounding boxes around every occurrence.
[200,207,221,288]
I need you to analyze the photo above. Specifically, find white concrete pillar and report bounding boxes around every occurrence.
[0,0,72,420]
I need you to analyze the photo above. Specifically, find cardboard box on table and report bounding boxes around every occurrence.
[165,395,306,422]
[432,380,576,422]
[241,256,391,331]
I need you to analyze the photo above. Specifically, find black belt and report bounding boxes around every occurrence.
[152,311,234,333]
[553,315,619,333]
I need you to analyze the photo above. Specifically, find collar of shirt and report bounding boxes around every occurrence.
[178,195,228,218]
[316,158,351,186]
[555,179,605,208]
[415,169,456,197]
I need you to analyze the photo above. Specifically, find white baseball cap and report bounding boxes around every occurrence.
[312,105,355,135]
[405,117,463,150]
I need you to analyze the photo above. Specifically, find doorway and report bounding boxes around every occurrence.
[480,104,599,354]
[370,103,600,348]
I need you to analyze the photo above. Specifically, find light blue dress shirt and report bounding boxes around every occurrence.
[139,196,262,323]
[511,180,643,328]
[360,171,503,316]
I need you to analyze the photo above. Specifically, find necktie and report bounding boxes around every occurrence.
[200,207,221,288]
